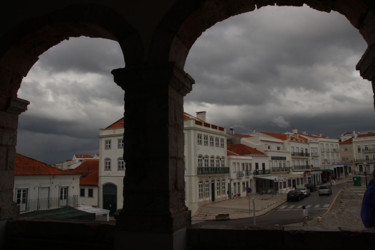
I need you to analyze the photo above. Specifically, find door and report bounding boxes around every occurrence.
[60,187,68,207]
[38,187,50,210]
[103,183,117,216]
[211,182,215,202]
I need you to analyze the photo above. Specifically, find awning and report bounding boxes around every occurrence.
[254,175,288,182]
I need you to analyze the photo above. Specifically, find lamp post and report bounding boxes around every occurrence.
[364,162,368,188]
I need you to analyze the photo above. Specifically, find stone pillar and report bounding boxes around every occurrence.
[0,97,29,220]
[112,63,194,250]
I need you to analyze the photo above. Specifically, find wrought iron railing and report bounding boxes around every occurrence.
[253,169,271,175]
[197,167,230,175]
[271,167,291,173]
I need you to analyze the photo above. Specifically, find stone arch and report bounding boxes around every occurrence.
[0,3,142,104]
[151,0,375,86]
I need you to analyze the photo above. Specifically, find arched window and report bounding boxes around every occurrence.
[118,158,125,170]
[204,156,209,167]
[210,156,215,167]
[198,155,203,167]
[216,157,220,167]
[105,158,111,171]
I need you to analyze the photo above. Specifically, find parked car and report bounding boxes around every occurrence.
[305,183,317,192]
[287,190,304,201]
[296,187,311,197]
[318,185,332,196]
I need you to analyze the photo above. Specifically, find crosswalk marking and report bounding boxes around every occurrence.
[278,203,330,211]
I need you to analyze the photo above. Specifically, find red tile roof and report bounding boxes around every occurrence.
[106,118,124,129]
[340,138,353,144]
[70,159,99,175]
[261,132,288,141]
[74,154,93,159]
[357,132,375,138]
[80,170,98,186]
[227,144,264,155]
[235,133,252,138]
[227,150,240,156]
[15,154,73,176]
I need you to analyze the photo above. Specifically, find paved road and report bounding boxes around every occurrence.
[194,183,345,229]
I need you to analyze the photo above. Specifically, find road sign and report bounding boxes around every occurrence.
[247,187,252,193]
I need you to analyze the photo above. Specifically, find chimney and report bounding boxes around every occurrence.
[196,111,206,122]
[229,127,234,135]
[292,128,298,134]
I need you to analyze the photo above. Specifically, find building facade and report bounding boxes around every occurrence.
[14,154,80,213]
[98,118,125,215]
[184,112,229,215]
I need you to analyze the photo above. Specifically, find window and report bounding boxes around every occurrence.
[242,182,246,192]
[204,135,208,146]
[105,139,111,149]
[118,158,125,170]
[197,134,202,145]
[216,157,220,167]
[221,157,225,167]
[60,187,68,201]
[215,137,219,147]
[220,138,225,148]
[210,156,215,167]
[105,158,111,171]
[118,138,124,149]
[80,188,85,197]
[365,145,369,151]
[204,156,209,167]
[277,146,281,150]
[205,181,210,197]
[199,182,203,199]
[222,179,226,194]
[16,188,28,211]
[357,145,361,152]
[88,188,93,198]
[198,155,203,167]
[255,163,259,170]
[217,180,220,196]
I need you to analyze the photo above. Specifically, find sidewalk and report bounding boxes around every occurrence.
[192,177,356,224]
[192,192,286,223]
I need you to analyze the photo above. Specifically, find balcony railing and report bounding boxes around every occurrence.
[355,159,375,164]
[271,167,291,173]
[293,165,311,170]
[253,169,271,175]
[16,195,79,214]
[197,167,230,175]
[310,152,319,157]
[245,170,252,176]
[291,152,310,157]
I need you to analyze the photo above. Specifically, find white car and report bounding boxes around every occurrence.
[318,185,332,196]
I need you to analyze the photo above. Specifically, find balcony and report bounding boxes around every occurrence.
[271,167,291,173]
[291,152,310,157]
[253,169,271,175]
[245,170,252,176]
[311,152,319,157]
[197,167,230,175]
[293,165,311,170]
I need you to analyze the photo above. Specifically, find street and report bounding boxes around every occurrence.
[194,183,345,229]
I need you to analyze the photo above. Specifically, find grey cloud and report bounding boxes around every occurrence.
[38,37,125,75]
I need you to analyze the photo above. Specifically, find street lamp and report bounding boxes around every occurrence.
[364,162,367,188]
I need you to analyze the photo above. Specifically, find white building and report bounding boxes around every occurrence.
[352,132,375,175]
[55,154,98,170]
[184,112,230,215]
[72,159,99,207]
[14,153,80,213]
[98,118,125,215]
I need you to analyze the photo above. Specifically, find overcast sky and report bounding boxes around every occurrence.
[17,6,375,164]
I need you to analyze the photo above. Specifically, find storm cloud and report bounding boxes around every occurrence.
[16,5,374,164]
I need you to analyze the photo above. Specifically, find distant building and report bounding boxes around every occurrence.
[98,118,125,215]
[55,154,98,170]
[184,112,229,214]
[14,153,80,213]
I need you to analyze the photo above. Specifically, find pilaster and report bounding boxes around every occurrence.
[0,97,29,220]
